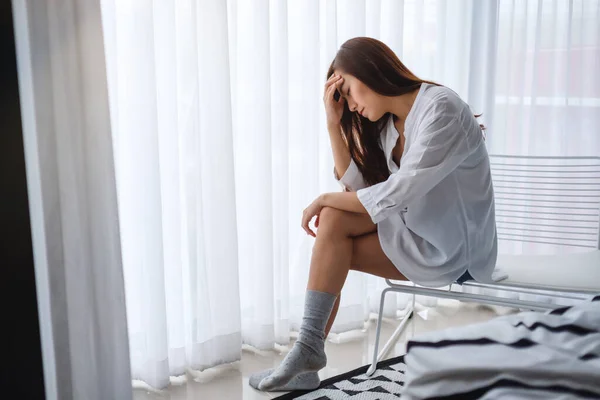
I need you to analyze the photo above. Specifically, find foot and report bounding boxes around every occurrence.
[258,342,327,391]
[249,368,320,391]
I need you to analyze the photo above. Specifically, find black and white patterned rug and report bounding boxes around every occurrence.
[273,355,405,399]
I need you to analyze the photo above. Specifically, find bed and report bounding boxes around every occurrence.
[400,295,600,399]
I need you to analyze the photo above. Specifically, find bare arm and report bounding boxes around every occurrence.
[323,74,353,179]
[302,191,368,236]
[320,192,368,214]
[328,124,352,180]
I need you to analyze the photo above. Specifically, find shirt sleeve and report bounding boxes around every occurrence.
[334,158,368,192]
[356,99,477,224]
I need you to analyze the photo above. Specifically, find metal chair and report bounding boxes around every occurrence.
[367,155,600,376]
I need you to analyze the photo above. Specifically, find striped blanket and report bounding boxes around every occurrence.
[402,296,600,399]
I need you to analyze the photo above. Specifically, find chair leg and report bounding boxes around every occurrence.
[367,288,415,376]
[373,304,413,370]
[367,290,415,376]
[367,287,390,376]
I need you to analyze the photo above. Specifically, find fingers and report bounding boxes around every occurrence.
[324,74,343,91]
[325,82,345,106]
[315,214,320,228]
[302,212,316,237]
[325,83,337,102]
[335,78,346,97]
[325,74,342,88]
[303,221,315,237]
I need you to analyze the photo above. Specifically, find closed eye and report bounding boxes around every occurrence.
[341,85,350,98]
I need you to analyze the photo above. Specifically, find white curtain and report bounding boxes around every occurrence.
[13,0,131,399]
[488,0,600,158]
[101,0,241,389]
[98,0,600,389]
[489,0,600,257]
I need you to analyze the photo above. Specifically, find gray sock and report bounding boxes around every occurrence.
[258,290,337,391]
[249,369,320,391]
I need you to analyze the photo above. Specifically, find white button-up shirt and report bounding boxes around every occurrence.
[336,83,497,287]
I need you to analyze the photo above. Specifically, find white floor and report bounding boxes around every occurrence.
[133,300,517,400]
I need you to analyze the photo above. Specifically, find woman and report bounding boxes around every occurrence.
[250,37,497,392]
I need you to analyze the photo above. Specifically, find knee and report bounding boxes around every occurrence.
[318,207,346,230]
[316,207,350,239]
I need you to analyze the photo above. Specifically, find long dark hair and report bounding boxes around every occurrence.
[328,37,482,186]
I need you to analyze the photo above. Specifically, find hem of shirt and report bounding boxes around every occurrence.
[467,257,498,284]
[376,221,470,288]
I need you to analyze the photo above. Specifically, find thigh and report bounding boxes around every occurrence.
[350,232,407,281]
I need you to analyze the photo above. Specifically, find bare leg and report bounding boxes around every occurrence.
[307,208,374,293]
[257,208,406,391]
[319,210,407,338]
[308,206,406,293]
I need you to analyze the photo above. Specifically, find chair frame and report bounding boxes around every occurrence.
[367,155,600,376]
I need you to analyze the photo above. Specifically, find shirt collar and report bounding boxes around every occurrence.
[380,83,426,171]
[383,115,400,171]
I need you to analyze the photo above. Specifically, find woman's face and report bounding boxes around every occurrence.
[334,70,387,122]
